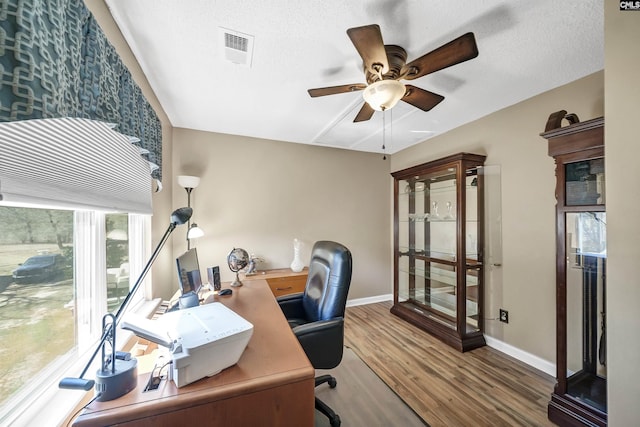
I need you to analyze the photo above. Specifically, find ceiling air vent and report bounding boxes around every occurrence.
[219,27,254,67]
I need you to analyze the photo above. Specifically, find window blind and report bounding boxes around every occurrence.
[0,117,153,213]
[0,0,163,182]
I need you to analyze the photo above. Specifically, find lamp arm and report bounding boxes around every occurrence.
[59,207,192,393]
[113,221,177,324]
[61,221,179,389]
[74,319,113,383]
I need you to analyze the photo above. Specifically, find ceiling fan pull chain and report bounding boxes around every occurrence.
[390,108,393,151]
[382,108,387,160]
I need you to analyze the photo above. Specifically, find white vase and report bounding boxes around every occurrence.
[290,238,304,272]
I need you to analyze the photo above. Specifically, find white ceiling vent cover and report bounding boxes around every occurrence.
[219,27,254,67]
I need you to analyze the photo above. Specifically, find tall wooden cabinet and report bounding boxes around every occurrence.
[391,152,486,352]
[541,111,606,426]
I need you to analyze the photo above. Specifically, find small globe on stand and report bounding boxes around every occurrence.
[227,248,249,287]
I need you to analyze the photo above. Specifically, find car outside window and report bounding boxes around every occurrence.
[12,253,66,283]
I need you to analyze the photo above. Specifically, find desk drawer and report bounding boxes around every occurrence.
[267,275,307,297]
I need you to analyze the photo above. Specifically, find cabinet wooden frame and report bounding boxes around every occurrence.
[391,152,486,352]
[541,114,606,427]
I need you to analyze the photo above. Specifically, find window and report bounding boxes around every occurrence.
[0,207,74,408]
[106,214,130,313]
[0,206,148,424]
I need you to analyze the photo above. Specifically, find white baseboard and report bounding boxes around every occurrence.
[346,296,556,378]
[484,335,556,377]
[347,293,392,307]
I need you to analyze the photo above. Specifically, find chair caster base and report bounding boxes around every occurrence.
[315,394,341,427]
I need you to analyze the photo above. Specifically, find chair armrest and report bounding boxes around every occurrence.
[276,292,306,320]
[293,318,344,369]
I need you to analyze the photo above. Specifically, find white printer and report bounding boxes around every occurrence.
[122,302,254,387]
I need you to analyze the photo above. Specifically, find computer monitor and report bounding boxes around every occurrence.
[175,248,202,295]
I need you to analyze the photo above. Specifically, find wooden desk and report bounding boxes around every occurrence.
[243,268,308,297]
[72,280,315,426]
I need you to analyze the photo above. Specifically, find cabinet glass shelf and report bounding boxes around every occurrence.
[399,184,478,197]
[398,266,478,286]
[398,245,481,261]
[400,217,479,223]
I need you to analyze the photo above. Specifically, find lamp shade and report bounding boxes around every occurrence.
[362,80,406,111]
[187,223,205,239]
[177,175,200,189]
[171,207,193,225]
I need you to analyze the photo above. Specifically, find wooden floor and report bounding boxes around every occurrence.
[314,348,426,427]
[344,301,556,427]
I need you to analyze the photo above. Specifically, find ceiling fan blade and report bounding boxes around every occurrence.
[346,24,389,75]
[353,102,375,122]
[403,32,478,81]
[402,85,445,111]
[308,83,367,98]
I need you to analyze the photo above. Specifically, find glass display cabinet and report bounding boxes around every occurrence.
[391,152,486,352]
[541,111,606,426]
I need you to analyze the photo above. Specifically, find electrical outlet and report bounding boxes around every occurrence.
[499,309,509,323]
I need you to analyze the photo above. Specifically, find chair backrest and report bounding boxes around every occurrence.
[302,241,352,322]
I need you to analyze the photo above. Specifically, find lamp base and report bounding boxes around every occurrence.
[95,358,138,401]
[231,272,243,287]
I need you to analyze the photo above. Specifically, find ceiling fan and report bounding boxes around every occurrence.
[308,24,479,122]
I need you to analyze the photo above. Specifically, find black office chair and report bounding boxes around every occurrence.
[277,240,352,427]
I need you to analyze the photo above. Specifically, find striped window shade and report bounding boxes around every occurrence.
[0,117,153,213]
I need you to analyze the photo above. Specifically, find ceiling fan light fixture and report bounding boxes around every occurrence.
[362,80,406,111]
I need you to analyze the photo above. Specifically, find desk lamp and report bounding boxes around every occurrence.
[59,207,192,401]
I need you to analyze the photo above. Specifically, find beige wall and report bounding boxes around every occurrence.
[86,0,175,300]
[169,128,392,301]
[90,2,640,422]
[90,0,392,304]
[605,3,640,425]
[391,71,604,363]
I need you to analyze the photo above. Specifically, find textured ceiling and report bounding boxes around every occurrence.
[104,0,603,155]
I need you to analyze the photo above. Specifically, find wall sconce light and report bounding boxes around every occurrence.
[178,175,204,249]
[362,80,406,111]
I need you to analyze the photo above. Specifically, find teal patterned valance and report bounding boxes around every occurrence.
[0,0,162,181]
